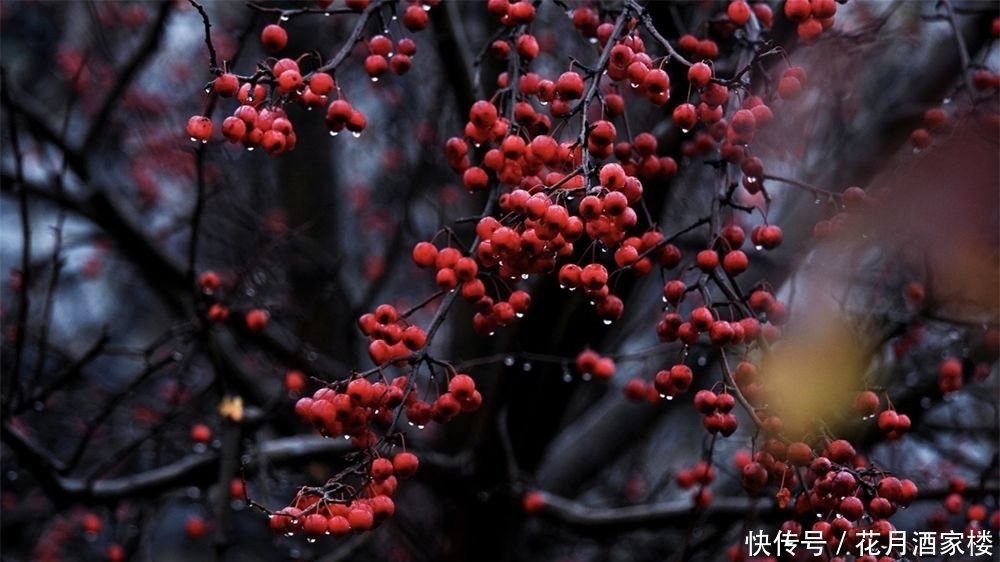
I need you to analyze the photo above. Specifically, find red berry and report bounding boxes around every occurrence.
[402,3,429,31]
[522,490,545,514]
[245,308,269,332]
[556,71,585,100]
[184,516,207,539]
[260,24,288,52]
[727,0,751,25]
[190,423,212,444]
[186,115,213,143]
[642,68,670,105]
[687,62,712,88]
[722,250,749,276]
[673,103,698,132]
[696,249,719,272]
[393,451,419,479]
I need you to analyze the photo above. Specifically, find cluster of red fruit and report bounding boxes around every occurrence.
[674,460,717,509]
[268,451,417,540]
[782,0,840,41]
[358,303,427,365]
[361,34,418,82]
[197,270,271,332]
[411,240,531,335]
[294,379,402,446]
[185,2,436,152]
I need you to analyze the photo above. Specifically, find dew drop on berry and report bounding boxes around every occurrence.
[503,356,515,366]
[371,77,379,83]
[279,14,289,21]
[681,128,691,133]
[352,131,362,138]
[306,538,316,544]
[603,319,613,325]
[422,3,430,10]
[754,245,763,251]
[329,131,339,137]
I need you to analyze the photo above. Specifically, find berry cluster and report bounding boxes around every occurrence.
[267,451,417,541]
[185,1,436,152]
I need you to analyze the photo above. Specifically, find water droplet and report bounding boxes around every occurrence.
[245,287,256,297]
[246,146,255,151]
[193,443,207,454]
[539,100,548,106]
[503,356,515,366]
[665,395,674,401]
[912,147,921,154]
[189,137,198,142]
[279,14,289,21]
[422,3,430,10]
[568,287,577,292]
[306,537,316,544]
[696,355,707,366]
[416,424,425,430]
[324,11,330,16]
[745,176,758,184]
[487,331,495,336]
[522,362,532,372]
[754,245,763,251]
[582,373,592,381]
[515,312,524,318]
[352,131,361,138]
[343,435,351,440]
[629,82,640,89]
[329,131,339,137]
[6,470,18,481]
[681,128,691,133]
[284,532,294,538]
[814,198,822,205]
[204,87,212,94]
[371,77,379,83]
[603,319,613,325]
[562,373,573,382]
